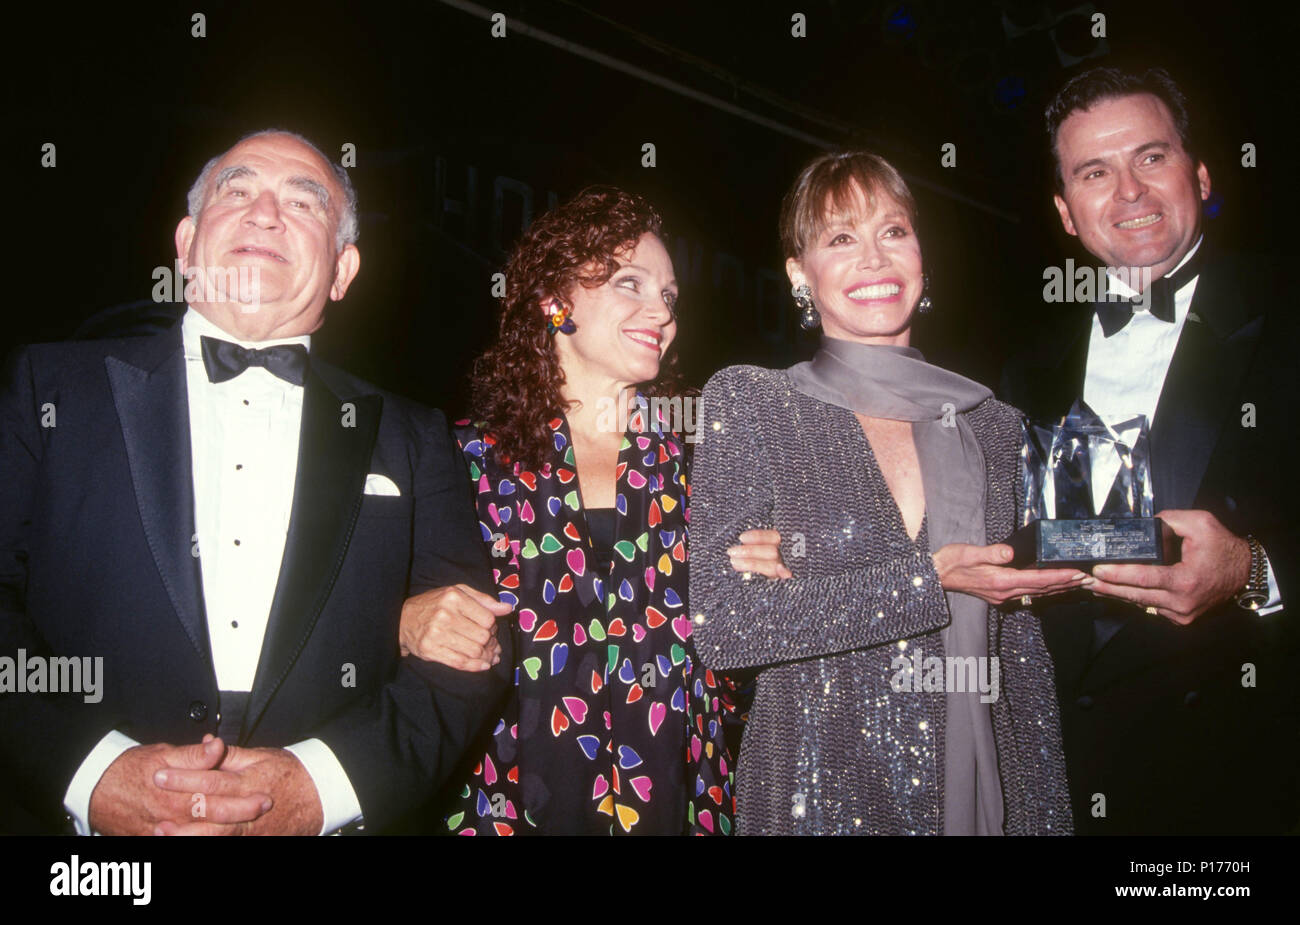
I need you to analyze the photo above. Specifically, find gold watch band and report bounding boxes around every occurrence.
[1236,535,1268,610]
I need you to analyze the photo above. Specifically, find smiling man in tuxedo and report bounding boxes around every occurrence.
[0,129,512,834]
[1003,67,1299,833]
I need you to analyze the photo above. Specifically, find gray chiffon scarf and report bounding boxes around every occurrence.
[788,336,1005,836]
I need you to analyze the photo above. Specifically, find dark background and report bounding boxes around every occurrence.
[7,0,1297,413]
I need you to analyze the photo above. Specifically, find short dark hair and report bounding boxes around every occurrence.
[1045,67,1197,194]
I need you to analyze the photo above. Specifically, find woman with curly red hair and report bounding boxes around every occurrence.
[400,186,735,835]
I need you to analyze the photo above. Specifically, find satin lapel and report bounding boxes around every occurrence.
[105,325,210,665]
[245,368,381,737]
[1149,298,1263,511]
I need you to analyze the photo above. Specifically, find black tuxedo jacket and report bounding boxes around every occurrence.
[1002,247,1300,834]
[0,320,512,833]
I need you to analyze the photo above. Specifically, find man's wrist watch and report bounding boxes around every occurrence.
[1235,535,1269,611]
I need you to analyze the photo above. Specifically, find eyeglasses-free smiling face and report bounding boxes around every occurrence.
[786,181,924,346]
[1053,92,1210,283]
[552,231,678,391]
[175,132,360,340]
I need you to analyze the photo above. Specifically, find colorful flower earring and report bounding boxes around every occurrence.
[546,299,576,335]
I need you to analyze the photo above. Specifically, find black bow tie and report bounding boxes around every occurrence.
[1095,248,1202,338]
[200,335,309,386]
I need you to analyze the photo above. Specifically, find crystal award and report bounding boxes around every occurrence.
[1006,400,1177,568]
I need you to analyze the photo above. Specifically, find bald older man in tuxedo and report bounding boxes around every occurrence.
[0,129,512,834]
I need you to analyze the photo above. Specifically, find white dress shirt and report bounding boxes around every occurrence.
[63,307,362,834]
[1083,238,1281,614]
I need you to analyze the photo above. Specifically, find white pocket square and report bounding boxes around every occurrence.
[364,473,401,497]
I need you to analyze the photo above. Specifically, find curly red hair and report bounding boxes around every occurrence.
[472,185,682,470]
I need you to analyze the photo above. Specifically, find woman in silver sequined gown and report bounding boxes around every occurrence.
[689,152,1077,835]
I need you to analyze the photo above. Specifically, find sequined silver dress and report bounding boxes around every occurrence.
[688,365,1072,835]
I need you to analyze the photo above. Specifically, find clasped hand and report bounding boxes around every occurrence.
[88,734,324,835]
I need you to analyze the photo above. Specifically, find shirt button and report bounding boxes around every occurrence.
[1075,695,1094,711]
[233,539,241,546]
[1183,690,1200,708]
[231,620,239,629]
[188,700,208,722]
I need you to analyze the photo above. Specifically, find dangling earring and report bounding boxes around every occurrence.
[917,273,933,314]
[792,284,820,330]
[545,299,576,335]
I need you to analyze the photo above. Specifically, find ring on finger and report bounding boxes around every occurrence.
[1144,605,1158,616]
[1020,594,1032,607]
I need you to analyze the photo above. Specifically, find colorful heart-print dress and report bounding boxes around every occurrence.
[443,398,736,834]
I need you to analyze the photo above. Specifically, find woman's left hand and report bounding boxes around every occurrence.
[728,529,793,579]
[933,542,1087,605]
